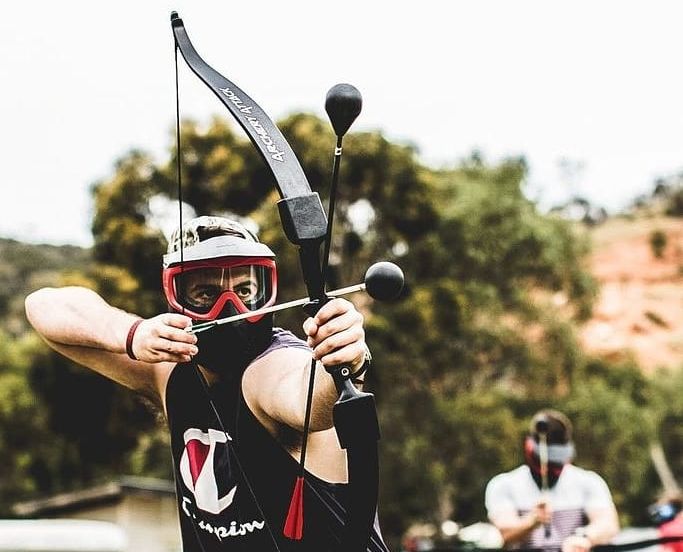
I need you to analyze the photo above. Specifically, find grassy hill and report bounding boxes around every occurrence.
[0,238,91,335]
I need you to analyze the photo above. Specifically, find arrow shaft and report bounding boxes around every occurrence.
[188,282,367,334]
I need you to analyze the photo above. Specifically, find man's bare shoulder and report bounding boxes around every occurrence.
[246,345,310,380]
[241,344,311,430]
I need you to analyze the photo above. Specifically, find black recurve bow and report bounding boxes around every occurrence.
[171,12,380,552]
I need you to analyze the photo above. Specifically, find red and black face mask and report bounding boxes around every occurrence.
[163,257,278,375]
[524,436,575,489]
[161,221,279,375]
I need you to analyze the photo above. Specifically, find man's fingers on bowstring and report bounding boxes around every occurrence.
[140,313,192,336]
[141,314,196,347]
[159,313,195,332]
[156,315,198,345]
[153,339,197,362]
[132,315,197,362]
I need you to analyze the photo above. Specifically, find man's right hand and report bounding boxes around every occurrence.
[130,313,198,364]
[530,499,553,528]
[25,286,197,402]
[491,498,554,547]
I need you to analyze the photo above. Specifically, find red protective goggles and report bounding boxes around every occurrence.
[162,257,277,322]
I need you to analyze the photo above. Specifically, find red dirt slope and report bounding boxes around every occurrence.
[579,217,683,372]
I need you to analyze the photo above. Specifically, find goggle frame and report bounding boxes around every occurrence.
[163,257,277,322]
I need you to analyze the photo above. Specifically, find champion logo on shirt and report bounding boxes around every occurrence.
[179,428,237,514]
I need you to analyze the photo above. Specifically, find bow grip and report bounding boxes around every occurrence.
[303,297,381,448]
[327,364,380,449]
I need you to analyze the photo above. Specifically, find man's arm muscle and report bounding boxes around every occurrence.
[25,286,195,407]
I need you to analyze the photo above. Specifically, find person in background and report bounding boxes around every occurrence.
[485,409,619,552]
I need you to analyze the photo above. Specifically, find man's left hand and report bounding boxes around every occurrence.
[303,298,366,371]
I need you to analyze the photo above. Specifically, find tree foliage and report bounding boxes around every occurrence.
[0,239,90,336]
[5,113,681,546]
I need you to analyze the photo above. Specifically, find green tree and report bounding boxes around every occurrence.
[12,113,669,548]
[650,229,667,259]
[650,366,683,495]
[565,359,660,526]
[83,121,630,544]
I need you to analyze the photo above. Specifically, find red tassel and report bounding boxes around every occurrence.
[283,476,305,540]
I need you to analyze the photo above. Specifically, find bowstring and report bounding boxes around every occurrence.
[191,361,283,552]
[175,46,184,271]
[175,42,214,552]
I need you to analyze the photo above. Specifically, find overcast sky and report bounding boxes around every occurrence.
[2,1,683,246]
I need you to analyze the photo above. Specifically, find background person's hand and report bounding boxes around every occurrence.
[532,499,553,526]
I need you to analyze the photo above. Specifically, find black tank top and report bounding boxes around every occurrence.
[165,328,389,552]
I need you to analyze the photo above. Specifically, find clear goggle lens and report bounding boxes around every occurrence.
[173,264,274,315]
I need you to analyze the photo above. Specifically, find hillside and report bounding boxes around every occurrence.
[580,216,683,372]
[2,214,681,372]
[0,238,91,335]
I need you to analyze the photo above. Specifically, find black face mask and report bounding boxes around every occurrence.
[172,303,274,379]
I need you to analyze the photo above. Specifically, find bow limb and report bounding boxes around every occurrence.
[172,14,309,197]
[172,12,328,304]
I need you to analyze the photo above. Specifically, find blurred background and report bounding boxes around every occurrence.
[1,2,682,551]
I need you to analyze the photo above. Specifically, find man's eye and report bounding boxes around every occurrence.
[200,286,221,297]
[191,286,221,303]
[235,284,257,300]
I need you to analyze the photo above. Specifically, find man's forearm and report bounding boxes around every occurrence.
[497,513,541,546]
[25,286,136,353]
[582,508,620,544]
